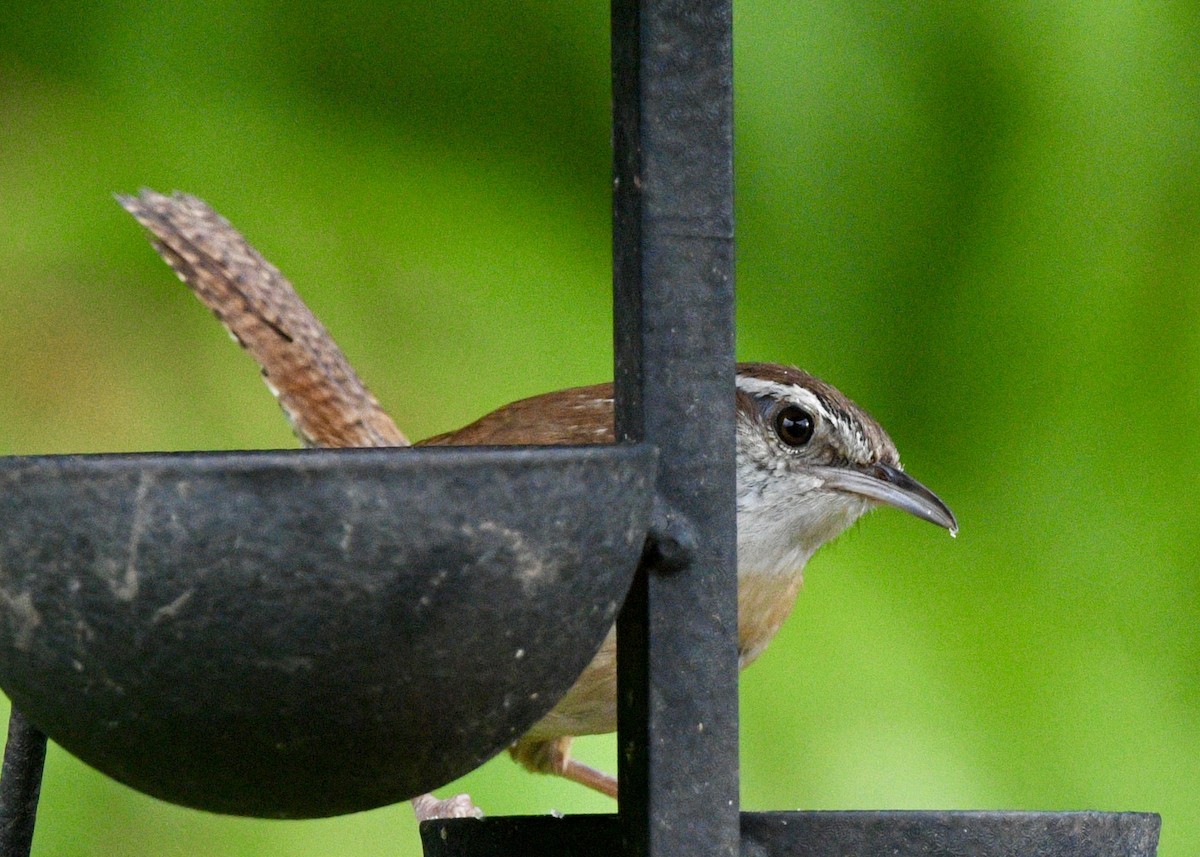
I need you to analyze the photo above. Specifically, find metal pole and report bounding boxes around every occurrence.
[612,1,738,855]
[0,708,47,857]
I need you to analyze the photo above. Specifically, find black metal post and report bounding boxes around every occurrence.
[612,3,738,857]
[0,709,46,857]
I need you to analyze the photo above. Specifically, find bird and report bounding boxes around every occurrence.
[118,190,957,820]
[417,361,957,806]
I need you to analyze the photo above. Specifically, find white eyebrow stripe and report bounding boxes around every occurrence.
[734,376,836,424]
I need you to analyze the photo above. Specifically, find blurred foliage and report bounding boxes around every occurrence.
[0,1,1197,855]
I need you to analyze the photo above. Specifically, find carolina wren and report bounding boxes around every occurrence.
[118,190,957,818]
[420,361,957,801]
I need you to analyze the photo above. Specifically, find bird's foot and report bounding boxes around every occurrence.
[411,793,485,821]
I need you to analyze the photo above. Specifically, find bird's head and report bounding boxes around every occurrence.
[733,362,956,574]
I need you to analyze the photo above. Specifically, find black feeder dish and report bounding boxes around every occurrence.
[0,0,1165,855]
[0,446,655,818]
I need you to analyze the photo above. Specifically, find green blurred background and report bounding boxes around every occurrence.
[0,1,1197,854]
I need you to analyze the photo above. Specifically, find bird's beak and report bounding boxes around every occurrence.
[819,462,958,536]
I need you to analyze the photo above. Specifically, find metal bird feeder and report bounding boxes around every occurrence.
[0,1,1162,856]
[0,447,654,818]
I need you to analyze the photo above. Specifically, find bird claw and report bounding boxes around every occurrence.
[412,793,485,821]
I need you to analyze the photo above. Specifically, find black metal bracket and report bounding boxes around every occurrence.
[0,711,45,857]
[420,811,1163,857]
[610,0,738,855]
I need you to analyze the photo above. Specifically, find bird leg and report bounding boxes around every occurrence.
[414,735,618,822]
[509,736,618,799]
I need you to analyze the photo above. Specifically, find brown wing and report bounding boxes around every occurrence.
[419,383,616,446]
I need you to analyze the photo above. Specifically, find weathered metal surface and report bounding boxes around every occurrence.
[739,811,1162,857]
[611,0,739,853]
[421,811,1162,857]
[0,711,45,857]
[0,444,655,818]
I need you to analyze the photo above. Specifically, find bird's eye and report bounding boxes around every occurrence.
[774,405,814,447]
